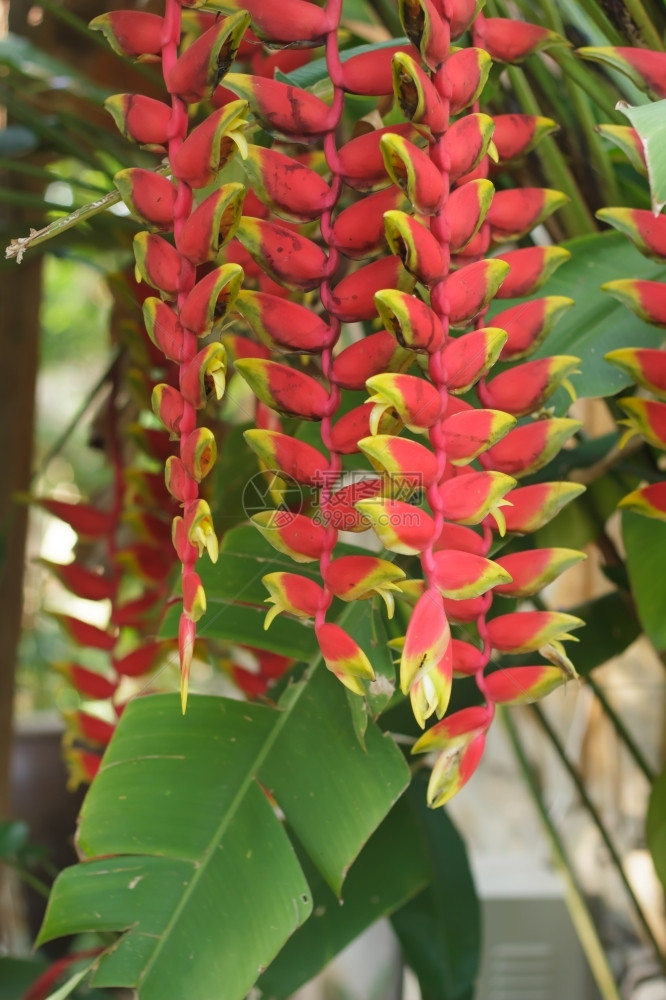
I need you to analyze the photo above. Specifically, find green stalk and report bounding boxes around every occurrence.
[4,163,170,261]
[507,66,597,236]
[537,0,621,205]
[561,0,625,45]
[620,0,665,50]
[531,704,665,969]
[586,675,655,783]
[502,709,623,1000]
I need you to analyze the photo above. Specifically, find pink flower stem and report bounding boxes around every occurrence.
[316,0,344,629]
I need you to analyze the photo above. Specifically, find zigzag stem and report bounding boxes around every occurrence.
[315,0,345,630]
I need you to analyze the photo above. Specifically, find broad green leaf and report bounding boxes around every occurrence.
[623,511,666,650]
[262,665,409,894]
[647,768,666,890]
[259,794,430,998]
[487,232,666,398]
[39,672,409,999]
[0,957,49,1000]
[391,773,480,1000]
[618,100,666,214]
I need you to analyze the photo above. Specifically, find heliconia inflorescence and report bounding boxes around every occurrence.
[586,47,666,523]
[214,0,586,808]
[50,0,588,805]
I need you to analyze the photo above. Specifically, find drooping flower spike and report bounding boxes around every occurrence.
[216,0,586,808]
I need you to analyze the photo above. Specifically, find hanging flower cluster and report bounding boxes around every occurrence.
[33,273,182,785]
[92,2,255,708]
[581,47,666,520]
[217,0,587,806]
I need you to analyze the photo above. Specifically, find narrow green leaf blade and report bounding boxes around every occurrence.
[618,100,666,215]
[647,768,666,890]
[391,773,480,1000]
[623,511,666,650]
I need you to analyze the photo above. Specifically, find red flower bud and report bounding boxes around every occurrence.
[50,613,116,651]
[133,233,181,298]
[166,12,250,104]
[487,610,584,654]
[375,288,443,353]
[355,498,435,554]
[30,497,113,539]
[177,183,245,264]
[235,358,329,420]
[619,483,666,522]
[442,258,510,327]
[114,169,175,231]
[105,93,171,149]
[180,344,227,408]
[236,217,328,291]
[236,289,330,353]
[431,549,512,599]
[400,0,450,70]
[438,470,515,528]
[494,548,586,598]
[478,356,580,417]
[330,404,399,454]
[252,511,327,563]
[113,641,173,678]
[487,188,568,242]
[446,47,492,114]
[596,125,647,176]
[492,113,558,161]
[367,373,443,434]
[434,522,486,555]
[474,17,568,64]
[332,330,413,390]
[262,572,323,628]
[500,481,585,534]
[338,123,419,191]
[179,263,243,337]
[495,296,574,360]
[143,297,184,362]
[316,623,375,695]
[244,428,327,486]
[381,133,445,214]
[89,10,163,61]
[602,280,666,329]
[332,256,414,322]
[445,113,495,183]
[383,211,447,284]
[331,187,406,260]
[152,383,185,436]
[244,146,331,223]
[480,417,581,478]
[578,46,666,100]
[55,662,118,701]
[392,51,448,135]
[341,43,414,96]
[65,710,115,747]
[400,587,451,695]
[484,665,572,705]
[442,326,507,394]
[359,433,440,490]
[443,406,516,464]
[445,179,494,253]
[618,397,666,450]
[597,207,666,261]
[494,246,571,299]
[172,102,249,189]
[222,0,332,46]
[224,72,333,141]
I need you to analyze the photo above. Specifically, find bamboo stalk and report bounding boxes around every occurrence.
[586,675,655,783]
[502,709,623,1000]
[531,703,665,968]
